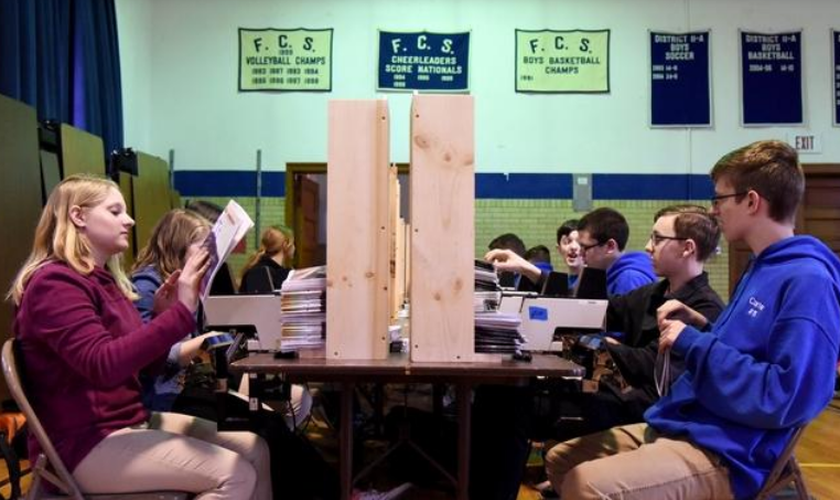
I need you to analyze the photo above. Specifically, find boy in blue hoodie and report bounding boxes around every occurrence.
[545,140,840,500]
[576,207,658,296]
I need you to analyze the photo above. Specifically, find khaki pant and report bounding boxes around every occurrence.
[545,423,734,500]
[74,412,271,500]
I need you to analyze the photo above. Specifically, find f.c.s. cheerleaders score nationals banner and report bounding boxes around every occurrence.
[516,29,610,93]
[378,31,470,91]
[239,28,333,91]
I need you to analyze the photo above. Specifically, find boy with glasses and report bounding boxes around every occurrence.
[545,140,840,500]
[488,208,656,298]
[576,207,657,296]
[479,205,723,499]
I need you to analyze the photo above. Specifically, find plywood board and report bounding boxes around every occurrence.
[326,100,391,360]
[409,95,475,362]
[59,124,105,178]
[0,95,44,401]
[132,153,173,252]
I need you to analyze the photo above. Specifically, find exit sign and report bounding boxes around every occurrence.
[787,134,822,154]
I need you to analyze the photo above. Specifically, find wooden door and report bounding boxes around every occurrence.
[295,174,321,268]
[729,164,840,295]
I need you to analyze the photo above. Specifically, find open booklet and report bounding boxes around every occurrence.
[199,200,254,302]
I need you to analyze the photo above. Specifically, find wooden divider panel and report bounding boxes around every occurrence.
[326,100,390,360]
[409,95,475,362]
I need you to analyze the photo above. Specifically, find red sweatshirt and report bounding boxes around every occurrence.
[14,262,195,472]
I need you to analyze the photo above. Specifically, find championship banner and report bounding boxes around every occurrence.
[377,31,470,91]
[740,31,802,125]
[515,29,610,93]
[650,31,711,127]
[239,28,333,92]
[833,30,840,126]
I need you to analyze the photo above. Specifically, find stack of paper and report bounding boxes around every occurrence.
[199,200,254,302]
[279,266,327,351]
[474,260,524,354]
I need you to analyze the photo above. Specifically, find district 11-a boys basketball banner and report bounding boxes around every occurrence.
[515,29,610,93]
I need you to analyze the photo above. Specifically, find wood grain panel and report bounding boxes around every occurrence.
[410,94,475,362]
[326,100,390,360]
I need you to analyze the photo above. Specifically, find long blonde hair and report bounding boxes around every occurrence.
[240,225,295,279]
[133,209,209,279]
[8,174,136,305]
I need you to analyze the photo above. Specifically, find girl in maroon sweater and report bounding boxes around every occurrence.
[8,175,271,499]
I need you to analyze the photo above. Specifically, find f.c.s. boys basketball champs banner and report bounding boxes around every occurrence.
[515,29,610,93]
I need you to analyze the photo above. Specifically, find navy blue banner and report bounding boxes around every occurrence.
[741,31,802,125]
[834,30,840,126]
[650,31,711,127]
[378,31,470,91]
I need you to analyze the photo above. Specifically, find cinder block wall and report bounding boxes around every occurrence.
[476,198,729,299]
[183,195,729,299]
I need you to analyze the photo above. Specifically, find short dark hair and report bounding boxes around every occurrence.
[578,208,629,251]
[556,219,579,243]
[710,140,804,223]
[184,199,223,223]
[654,204,720,262]
[488,233,526,257]
[525,245,552,264]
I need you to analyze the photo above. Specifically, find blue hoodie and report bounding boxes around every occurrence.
[607,251,657,296]
[645,236,840,499]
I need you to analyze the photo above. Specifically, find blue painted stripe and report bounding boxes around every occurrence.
[174,171,286,197]
[476,173,572,199]
[174,170,712,200]
[593,174,714,200]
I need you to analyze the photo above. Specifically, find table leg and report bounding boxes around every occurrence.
[456,381,471,500]
[340,381,354,500]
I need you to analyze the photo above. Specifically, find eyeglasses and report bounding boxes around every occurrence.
[710,191,748,208]
[649,232,688,245]
[578,240,603,252]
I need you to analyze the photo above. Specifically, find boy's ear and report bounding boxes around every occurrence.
[683,239,697,258]
[68,205,86,228]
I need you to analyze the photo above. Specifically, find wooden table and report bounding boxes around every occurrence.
[231,354,584,500]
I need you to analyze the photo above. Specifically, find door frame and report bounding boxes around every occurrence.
[285,162,409,267]
[727,162,840,295]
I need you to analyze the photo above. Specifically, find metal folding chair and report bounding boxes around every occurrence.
[1,339,191,500]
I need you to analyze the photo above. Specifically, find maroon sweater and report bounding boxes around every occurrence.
[14,262,195,472]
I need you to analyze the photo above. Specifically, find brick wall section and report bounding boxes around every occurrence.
[182,196,729,301]
[476,199,729,301]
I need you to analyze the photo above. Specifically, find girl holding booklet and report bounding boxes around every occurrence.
[8,175,270,498]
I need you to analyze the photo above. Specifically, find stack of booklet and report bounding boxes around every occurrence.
[279,265,327,351]
[474,260,524,354]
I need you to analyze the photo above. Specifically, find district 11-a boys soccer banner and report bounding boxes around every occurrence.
[239,28,333,92]
[650,31,711,127]
[740,31,802,126]
[515,29,610,93]
[377,31,470,91]
[833,30,840,126]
